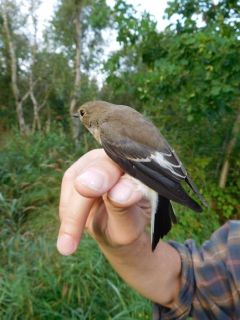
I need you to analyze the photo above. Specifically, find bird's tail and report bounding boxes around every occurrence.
[131,160,205,214]
[151,196,177,251]
[185,176,208,208]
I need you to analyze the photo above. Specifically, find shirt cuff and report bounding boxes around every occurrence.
[153,241,194,320]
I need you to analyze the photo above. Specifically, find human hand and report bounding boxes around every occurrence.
[56,149,181,306]
[57,148,151,255]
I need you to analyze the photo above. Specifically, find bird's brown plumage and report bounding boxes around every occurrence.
[75,100,207,250]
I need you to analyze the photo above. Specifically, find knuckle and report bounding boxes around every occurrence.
[62,168,74,182]
[60,215,79,233]
[62,214,77,225]
[59,203,67,218]
[105,198,127,214]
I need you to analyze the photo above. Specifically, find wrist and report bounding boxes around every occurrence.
[98,233,181,307]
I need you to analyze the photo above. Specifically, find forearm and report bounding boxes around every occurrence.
[99,232,181,308]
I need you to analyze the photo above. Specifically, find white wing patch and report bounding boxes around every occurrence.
[127,150,186,179]
[150,151,186,179]
[127,156,150,162]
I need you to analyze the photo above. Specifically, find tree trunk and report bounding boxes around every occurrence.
[219,106,240,188]
[69,0,84,147]
[16,100,27,133]
[2,1,27,134]
[30,0,42,133]
[45,106,51,133]
[31,91,42,132]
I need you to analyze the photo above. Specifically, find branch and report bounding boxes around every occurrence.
[23,77,41,101]
[39,92,50,111]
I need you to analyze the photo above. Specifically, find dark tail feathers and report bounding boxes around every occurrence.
[152,196,177,251]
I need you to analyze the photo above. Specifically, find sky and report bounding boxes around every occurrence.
[37,0,169,34]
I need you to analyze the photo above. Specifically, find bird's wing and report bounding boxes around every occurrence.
[100,123,187,183]
[142,146,187,182]
[100,123,203,211]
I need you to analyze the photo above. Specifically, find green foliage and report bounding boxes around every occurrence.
[168,206,220,245]
[210,183,240,220]
[0,129,151,319]
[165,0,240,34]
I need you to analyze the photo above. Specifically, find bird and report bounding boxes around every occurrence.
[73,100,207,251]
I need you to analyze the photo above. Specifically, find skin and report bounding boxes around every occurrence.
[57,149,181,308]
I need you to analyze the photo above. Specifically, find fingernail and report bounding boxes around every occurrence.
[57,234,77,256]
[76,169,105,191]
[108,181,133,203]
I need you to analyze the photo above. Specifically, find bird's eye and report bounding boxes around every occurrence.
[80,109,85,117]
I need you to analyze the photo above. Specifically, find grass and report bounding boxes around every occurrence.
[0,128,151,319]
[1,233,151,319]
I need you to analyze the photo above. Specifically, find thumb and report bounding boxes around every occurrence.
[102,176,151,246]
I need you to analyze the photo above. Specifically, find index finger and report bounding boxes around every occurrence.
[57,149,122,255]
[59,148,105,216]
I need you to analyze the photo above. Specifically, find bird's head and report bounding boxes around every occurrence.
[73,101,110,128]
[73,101,113,142]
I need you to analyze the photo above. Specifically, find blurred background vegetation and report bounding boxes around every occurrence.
[0,0,239,318]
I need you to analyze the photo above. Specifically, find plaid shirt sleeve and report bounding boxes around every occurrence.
[154,220,240,320]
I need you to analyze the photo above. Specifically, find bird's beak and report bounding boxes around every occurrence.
[72,113,79,118]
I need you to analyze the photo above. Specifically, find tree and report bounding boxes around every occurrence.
[28,0,49,132]
[101,0,240,221]
[1,0,29,134]
[49,0,111,145]
[164,0,240,189]
[104,0,240,192]
[0,0,52,133]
